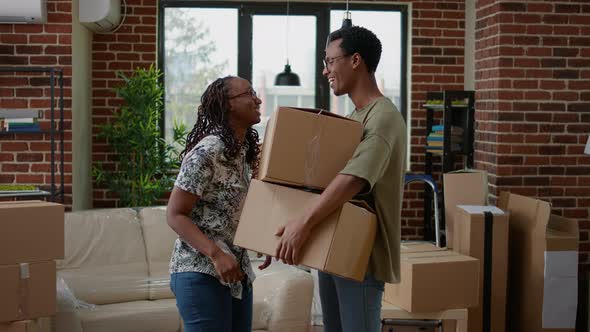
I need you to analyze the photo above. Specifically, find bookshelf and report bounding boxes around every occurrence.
[0,67,65,203]
[422,90,475,245]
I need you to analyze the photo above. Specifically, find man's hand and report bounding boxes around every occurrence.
[275,217,311,265]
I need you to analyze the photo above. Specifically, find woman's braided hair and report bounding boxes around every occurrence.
[179,76,260,172]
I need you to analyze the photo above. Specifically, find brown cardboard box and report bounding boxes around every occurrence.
[234,180,376,281]
[383,245,480,313]
[453,206,509,332]
[0,318,52,332]
[0,201,64,264]
[400,241,446,254]
[498,192,578,332]
[443,170,488,248]
[0,261,56,322]
[0,319,51,332]
[258,106,362,190]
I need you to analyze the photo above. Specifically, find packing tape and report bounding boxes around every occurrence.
[17,263,30,320]
[303,110,326,189]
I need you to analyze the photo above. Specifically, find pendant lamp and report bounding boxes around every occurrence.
[275,0,301,86]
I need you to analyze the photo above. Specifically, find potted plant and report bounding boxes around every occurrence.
[93,65,186,207]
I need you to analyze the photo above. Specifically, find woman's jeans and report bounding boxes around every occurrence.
[170,272,252,332]
[319,271,385,332]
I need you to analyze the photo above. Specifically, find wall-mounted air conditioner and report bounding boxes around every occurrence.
[0,0,47,24]
[80,0,121,33]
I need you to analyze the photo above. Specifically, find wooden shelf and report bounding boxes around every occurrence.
[0,190,51,198]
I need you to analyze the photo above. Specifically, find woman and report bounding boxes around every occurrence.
[167,76,265,332]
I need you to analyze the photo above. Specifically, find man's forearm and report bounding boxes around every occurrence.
[302,174,367,229]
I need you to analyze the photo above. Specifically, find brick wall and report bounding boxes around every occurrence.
[91,0,158,208]
[403,0,467,239]
[0,0,73,205]
[475,1,590,271]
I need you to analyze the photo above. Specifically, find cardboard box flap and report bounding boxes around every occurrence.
[497,192,551,233]
[280,106,356,122]
[0,201,63,209]
[324,203,377,281]
[400,241,446,253]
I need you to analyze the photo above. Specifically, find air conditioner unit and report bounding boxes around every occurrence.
[79,0,121,33]
[0,0,47,24]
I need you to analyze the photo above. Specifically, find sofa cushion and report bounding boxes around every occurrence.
[58,208,149,305]
[138,206,178,300]
[77,299,180,332]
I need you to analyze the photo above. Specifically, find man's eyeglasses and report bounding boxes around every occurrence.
[323,54,350,69]
[229,88,258,99]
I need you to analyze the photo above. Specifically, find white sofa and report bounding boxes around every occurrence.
[55,207,314,332]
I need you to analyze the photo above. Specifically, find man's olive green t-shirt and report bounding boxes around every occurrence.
[340,96,406,284]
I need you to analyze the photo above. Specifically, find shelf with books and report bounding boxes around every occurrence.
[421,90,476,246]
[0,67,65,204]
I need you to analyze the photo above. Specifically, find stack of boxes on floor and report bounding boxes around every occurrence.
[383,170,578,332]
[0,201,64,332]
[448,171,578,332]
[234,106,378,281]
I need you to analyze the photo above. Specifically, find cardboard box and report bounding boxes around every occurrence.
[400,241,446,254]
[383,244,480,313]
[0,261,56,322]
[258,107,362,190]
[443,170,488,248]
[0,201,64,264]
[0,318,52,332]
[234,180,376,281]
[453,206,509,332]
[498,192,578,332]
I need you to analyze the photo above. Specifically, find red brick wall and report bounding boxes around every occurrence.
[403,0,467,239]
[91,0,158,208]
[0,0,73,205]
[475,1,590,271]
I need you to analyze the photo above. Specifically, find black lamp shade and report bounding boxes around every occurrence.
[341,18,352,29]
[275,64,300,86]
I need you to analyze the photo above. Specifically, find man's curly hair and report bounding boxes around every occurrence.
[180,76,260,171]
[328,26,382,73]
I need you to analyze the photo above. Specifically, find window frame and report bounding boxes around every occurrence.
[158,0,409,126]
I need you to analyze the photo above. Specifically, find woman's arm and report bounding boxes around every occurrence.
[167,186,244,283]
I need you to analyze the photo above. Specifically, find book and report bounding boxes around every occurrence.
[0,109,41,119]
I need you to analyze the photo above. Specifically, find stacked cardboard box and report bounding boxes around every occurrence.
[0,201,64,327]
[0,318,52,332]
[453,205,509,332]
[234,106,378,281]
[443,172,579,331]
[383,242,480,312]
[498,192,578,332]
[443,170,488,248]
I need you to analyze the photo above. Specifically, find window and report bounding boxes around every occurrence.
[159,2,408,154]
[163,7,238,140]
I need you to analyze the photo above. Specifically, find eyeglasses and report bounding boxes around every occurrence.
[323,54,350,69]
[229,88,258,99]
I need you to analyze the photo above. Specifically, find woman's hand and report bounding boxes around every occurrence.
[210,249,244,284]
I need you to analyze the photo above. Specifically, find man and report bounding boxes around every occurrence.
[275,26,407,332]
